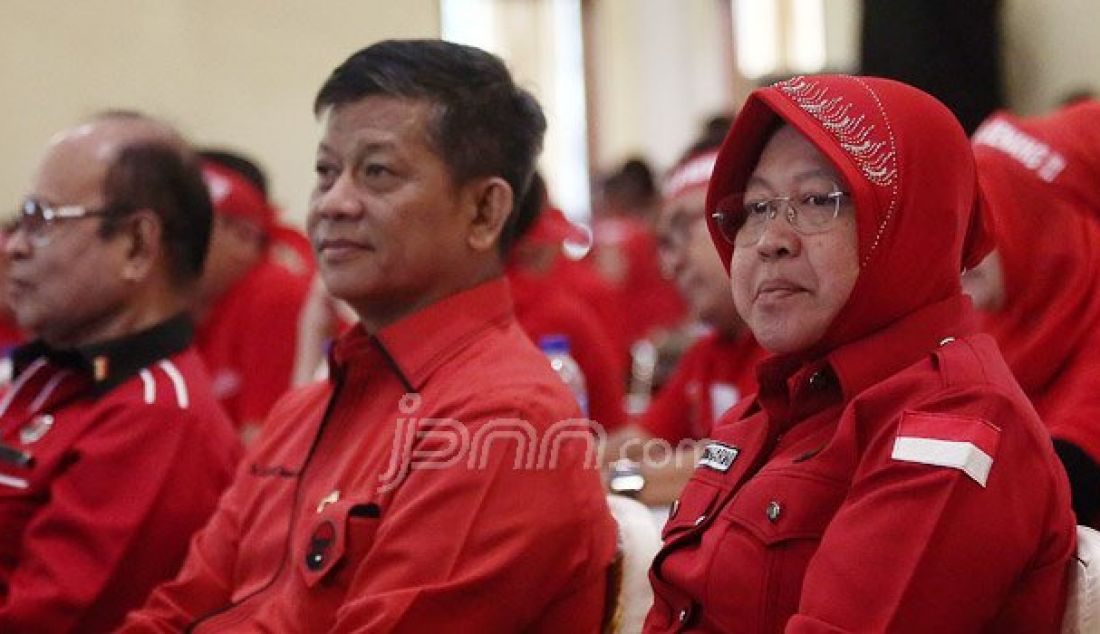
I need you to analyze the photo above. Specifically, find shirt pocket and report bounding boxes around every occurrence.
[661,476,722,543]
[296,498,382,589]
[709,470,847,630]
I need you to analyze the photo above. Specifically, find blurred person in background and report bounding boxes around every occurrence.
[0,112,238,632]
[199,149,315,278]
[966,100,1100,526]
[590,156,686,349]
[507,172,626,432]
[193,154,312,442]
[606,133,766,506]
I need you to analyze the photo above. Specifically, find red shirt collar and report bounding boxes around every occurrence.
[827,294,977,401]
[755,294,976,425]
[330,277,515,391]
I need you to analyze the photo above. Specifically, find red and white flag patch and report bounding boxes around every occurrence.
[891,411,1001,487]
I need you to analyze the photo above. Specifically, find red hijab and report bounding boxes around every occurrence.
[972,108,1100,458]
[706,75,992,358]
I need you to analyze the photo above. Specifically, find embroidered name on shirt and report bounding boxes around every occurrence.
[890,411,1001,487]
[698,442,740,472]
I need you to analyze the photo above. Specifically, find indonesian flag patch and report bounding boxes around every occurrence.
[891,411,1001,487]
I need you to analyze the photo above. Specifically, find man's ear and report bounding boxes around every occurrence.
[120,209,163,282]
[465,177,513,253]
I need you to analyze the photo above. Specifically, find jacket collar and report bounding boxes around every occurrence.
[755,294,976,425]
[11,313,194,397]
[330,277,515,392]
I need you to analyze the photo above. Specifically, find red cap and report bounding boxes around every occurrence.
[201,161,275,234]
[522,207,592,249]
[663,149,719,200]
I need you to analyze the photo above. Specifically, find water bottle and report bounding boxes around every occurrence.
[539,334,589,417]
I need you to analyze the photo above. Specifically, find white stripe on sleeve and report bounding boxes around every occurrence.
[891,436,994,487]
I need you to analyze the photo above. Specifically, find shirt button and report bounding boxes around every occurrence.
[766,501,782,522]
[693,514,707,526]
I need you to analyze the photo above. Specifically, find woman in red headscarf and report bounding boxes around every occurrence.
[967,103,1100,527]
[644,76,1075,633]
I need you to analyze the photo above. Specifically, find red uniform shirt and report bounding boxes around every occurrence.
[645,298,1074,633]
[123,279,617,633]
[194,257,311,428]
[509,268,627,432]
[0,316,239,633]
[639,331,764,444]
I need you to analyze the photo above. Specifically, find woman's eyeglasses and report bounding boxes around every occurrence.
[712,189,851,246]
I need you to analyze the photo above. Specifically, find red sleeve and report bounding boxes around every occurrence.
[0,406,232,633]
[560,313,627,433]
[638,344,700,444]
[234,271,311,426]
[119,455,250,632]
[788,388,1074,633]
[328,401,617,632]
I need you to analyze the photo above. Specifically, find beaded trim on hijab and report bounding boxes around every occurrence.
[775,75,900,265]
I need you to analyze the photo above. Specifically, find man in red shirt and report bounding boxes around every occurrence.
[193,159,312,440]
[0,112,239,632]
[122,39,617,633]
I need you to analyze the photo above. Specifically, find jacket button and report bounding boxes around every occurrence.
[766,501,782,522]
[693,514,707,526]
[808,371,829,389]
[939,336,956,346]
[670,499,680,519]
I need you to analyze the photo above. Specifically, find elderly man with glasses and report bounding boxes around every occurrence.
[0,111,240,633]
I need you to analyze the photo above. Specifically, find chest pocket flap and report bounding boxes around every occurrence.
[661,475,723,542]
[722,470,846,545]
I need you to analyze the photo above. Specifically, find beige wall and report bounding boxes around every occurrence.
[5,0,1097,225]
[588,0,736,175]
[587,0,861,178]
[0,1,440,226]
[1003,0,1100,114]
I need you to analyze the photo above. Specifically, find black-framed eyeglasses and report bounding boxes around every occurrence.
[711,188,851,246]
[9,199,115,247]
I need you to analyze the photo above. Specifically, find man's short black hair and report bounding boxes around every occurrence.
[510,171,548,246]
[314,39,547,254]
[100,142,213,288]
